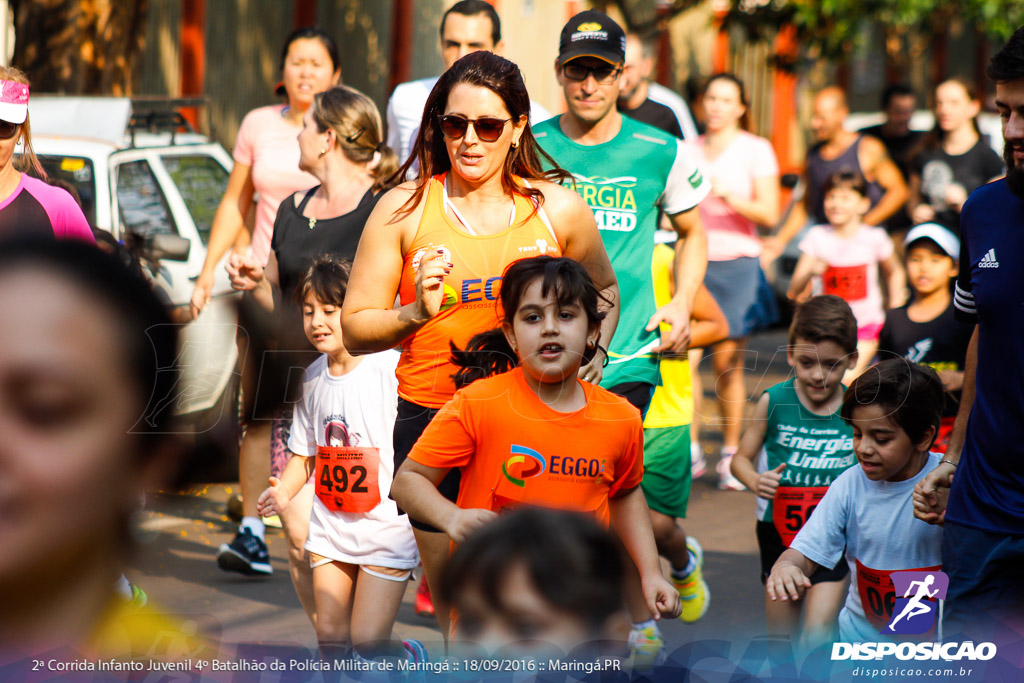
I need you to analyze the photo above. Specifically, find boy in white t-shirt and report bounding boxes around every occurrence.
[767,359,946,642]
[258,256,422,662]
[788,170,907,381]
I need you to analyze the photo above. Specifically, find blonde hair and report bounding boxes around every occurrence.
[312,85,397,192]
[0,66,45,179]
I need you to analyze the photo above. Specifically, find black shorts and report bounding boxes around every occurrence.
[756,520,849,585]
[607,381,655,418]
[393,397,461,533]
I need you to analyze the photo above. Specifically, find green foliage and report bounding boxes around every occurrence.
[726,0,1024,63]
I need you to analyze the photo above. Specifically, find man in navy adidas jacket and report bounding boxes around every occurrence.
[914,26,1024,641]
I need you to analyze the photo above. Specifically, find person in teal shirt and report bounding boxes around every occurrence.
[534,11,709,412]
[534,9,711,667]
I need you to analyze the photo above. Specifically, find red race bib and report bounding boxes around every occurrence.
[933,416,956,455]
[772,486,828,546]
[314,446,381,513]
[822,264,868,301]
[855,559,942,634]
[491,493,525,515]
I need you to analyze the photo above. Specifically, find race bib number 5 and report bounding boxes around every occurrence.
[314,446,381,513]
[823,264,868,301]
[772,486,828,547]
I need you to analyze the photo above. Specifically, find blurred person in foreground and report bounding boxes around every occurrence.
[0,239,206,661]
[442,508,631,662]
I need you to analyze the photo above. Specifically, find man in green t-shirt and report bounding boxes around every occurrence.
[534,11,709,411]
[533,9,712,665]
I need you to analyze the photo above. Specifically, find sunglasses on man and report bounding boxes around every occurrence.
[561,62,622,84]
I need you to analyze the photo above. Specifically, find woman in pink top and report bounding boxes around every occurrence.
[0,66,92,242]
[689,74,780,490]
[190,27,340,317]
[189,28,339,606]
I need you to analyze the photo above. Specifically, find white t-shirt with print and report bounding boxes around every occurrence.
[289,351,418,569]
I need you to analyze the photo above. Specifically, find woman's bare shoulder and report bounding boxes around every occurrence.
[532,179,587,217]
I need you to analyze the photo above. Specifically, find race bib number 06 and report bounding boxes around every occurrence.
[314,446,381,513]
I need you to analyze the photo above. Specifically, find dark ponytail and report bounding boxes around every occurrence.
[450,330,518,389]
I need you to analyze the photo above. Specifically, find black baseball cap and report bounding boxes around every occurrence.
[557,10,626,66]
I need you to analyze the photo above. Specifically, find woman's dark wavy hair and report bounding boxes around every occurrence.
[451,256,609,388]
[392,51,572,217]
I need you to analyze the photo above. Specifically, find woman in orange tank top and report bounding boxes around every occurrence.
[341,51,618,639]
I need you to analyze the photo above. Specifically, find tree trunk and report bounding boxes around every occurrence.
[11,0,148,95]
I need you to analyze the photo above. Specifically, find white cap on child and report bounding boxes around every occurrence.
[903,223,960,260]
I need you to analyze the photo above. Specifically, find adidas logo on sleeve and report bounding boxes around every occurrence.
[979,248,999,268]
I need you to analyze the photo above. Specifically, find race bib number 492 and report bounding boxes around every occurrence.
[314,446,381,513]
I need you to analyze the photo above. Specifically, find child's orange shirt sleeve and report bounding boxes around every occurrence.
[608,413,645,498]
[407,391,477,472]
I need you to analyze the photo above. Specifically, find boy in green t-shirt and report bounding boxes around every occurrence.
[730,295,858,648]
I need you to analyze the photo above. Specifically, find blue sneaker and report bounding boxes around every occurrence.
[403,639,429,663]
[217,528,272,576]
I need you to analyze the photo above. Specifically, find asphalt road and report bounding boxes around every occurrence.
[127,329,797,659]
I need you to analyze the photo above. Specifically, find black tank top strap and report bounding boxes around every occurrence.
[296,186,319,213]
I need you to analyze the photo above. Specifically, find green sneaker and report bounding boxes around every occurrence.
[126,583,149,609]
[673,537,710,623]
[627,624,666,669]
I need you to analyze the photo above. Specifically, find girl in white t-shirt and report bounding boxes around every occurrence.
[789,170,906,381]
[257,256,422,662]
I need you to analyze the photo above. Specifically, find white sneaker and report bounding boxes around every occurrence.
[691,442,707,479]
[716,453,746,491]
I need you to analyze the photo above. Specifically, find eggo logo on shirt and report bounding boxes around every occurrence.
[461,276,501,303]
[502,445,548,487]
[502,444,606,487]
[550,455,606,478]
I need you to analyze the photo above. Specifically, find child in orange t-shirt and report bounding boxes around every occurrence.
[391,256,681,628]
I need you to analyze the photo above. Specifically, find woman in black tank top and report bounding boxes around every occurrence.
[224,85,399,626]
